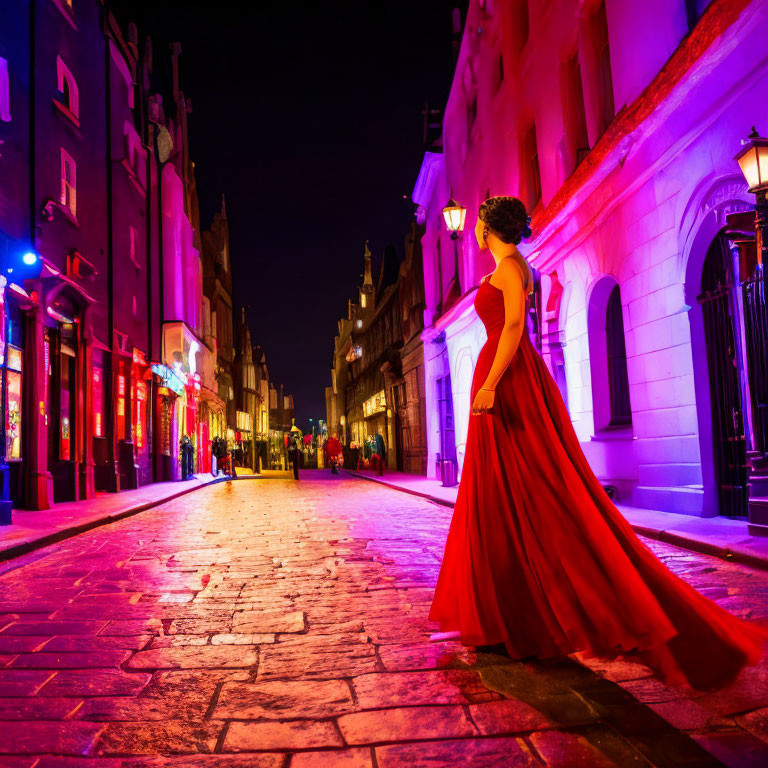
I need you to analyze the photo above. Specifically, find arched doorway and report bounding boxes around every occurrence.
[697,230,747,517]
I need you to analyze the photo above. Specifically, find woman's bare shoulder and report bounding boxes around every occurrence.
[491,256,527,289]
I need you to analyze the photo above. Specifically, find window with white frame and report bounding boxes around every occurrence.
[60,149,76,218]
[0,58,10,122]
[55,57,79,123]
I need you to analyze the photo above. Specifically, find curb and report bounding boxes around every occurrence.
[0,474,261,564]
[345,470,768,572]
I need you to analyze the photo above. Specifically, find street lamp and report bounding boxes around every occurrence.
[442,198,466,298]
[442,198,467,241]
[736,127,768,267]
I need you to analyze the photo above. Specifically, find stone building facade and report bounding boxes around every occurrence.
[419,0,768,517]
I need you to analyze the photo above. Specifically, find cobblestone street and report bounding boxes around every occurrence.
[2,474,768,767]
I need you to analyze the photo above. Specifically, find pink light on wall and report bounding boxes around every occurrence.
[162,165,202,332]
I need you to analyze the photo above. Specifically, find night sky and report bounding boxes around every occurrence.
[111,0,463,430]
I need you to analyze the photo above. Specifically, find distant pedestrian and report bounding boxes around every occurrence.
[288,438,301,480]
[324,434,343,475]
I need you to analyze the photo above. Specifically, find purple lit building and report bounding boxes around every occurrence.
[417,0,768,520]
[0,1,227,508]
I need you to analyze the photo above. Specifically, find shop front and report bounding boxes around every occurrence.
[199,389,225,474]
[362,389,388,463]
[162,321,214,480]
[151,362,184,482]
[235,410,252,470]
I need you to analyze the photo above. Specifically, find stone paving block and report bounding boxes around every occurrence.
[51,605,159,621]
[693,730,768,768]
[375,736,537,767]
[149,635,211,648]
[166,619,229,636]
[147,669,250,698]
[528,730,626,768]
[232,610,305,633]
[0,622,107,637]
[0,669,54,696]
[211,634,276,645]
[224,719,344,751]
[469,699,561,734]
[126,645,258,670]
[94,720,224,755]
[0,757,38,768]
[77,695,210,721]
[98,619,163,636]
[576,656,654,683]
[0,722,105,755]
[376,641,474,671]
[290,747,374,767]
[737,705,768,744]
[8,651,130,669]
[338,704,477,744]
[696,658,768,715]
[0,697,82,720]
[0,637,49,653]
[650,699,724,731]
[618,677,696,704]
[216,678,354,719]
[351,670,484,708]
[41,635,151,652]
[38,669,151,697]
[257,636,377,680]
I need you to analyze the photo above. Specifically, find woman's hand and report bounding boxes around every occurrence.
[472,388,495,415]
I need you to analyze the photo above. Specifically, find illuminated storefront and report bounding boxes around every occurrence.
[151,362,184,481]
[161,321,216,479]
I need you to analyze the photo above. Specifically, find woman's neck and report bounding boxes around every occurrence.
[490,243,519,267]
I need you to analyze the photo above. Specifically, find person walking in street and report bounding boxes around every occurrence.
[324,433,343,475]
[429,196,767,692]
[288,437,301,480]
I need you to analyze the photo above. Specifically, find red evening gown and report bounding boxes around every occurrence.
[429,278,766,691]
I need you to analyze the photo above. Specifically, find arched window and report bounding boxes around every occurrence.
[605,285,632,426]
[56,56,79,123]
[588,277,632,431]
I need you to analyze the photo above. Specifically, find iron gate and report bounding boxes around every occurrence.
[698,234,748,517]
[742,265,768,456]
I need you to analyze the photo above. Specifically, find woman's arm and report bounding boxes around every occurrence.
[472,259,526,414]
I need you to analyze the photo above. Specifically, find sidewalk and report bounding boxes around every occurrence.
[346,469,768,571]
[0,468,259,562]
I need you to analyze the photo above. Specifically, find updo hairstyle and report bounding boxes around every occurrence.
[478,196,531,245]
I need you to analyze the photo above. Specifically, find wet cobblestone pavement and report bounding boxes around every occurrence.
[2,474,768,767]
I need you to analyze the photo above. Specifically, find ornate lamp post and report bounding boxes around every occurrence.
[442,199,467,299]
[442,198,467,240]
[735,127,768,267]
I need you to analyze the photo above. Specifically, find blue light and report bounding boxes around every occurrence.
[22,251,38,266]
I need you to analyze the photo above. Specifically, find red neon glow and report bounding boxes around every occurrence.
[116,373,126,440]
[92,367,104,437]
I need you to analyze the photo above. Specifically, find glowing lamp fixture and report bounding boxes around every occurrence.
[22,251,38,266]
[442,198,466,240]
[736,127,768,194]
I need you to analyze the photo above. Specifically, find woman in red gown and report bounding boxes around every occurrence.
[429,196,766,691]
